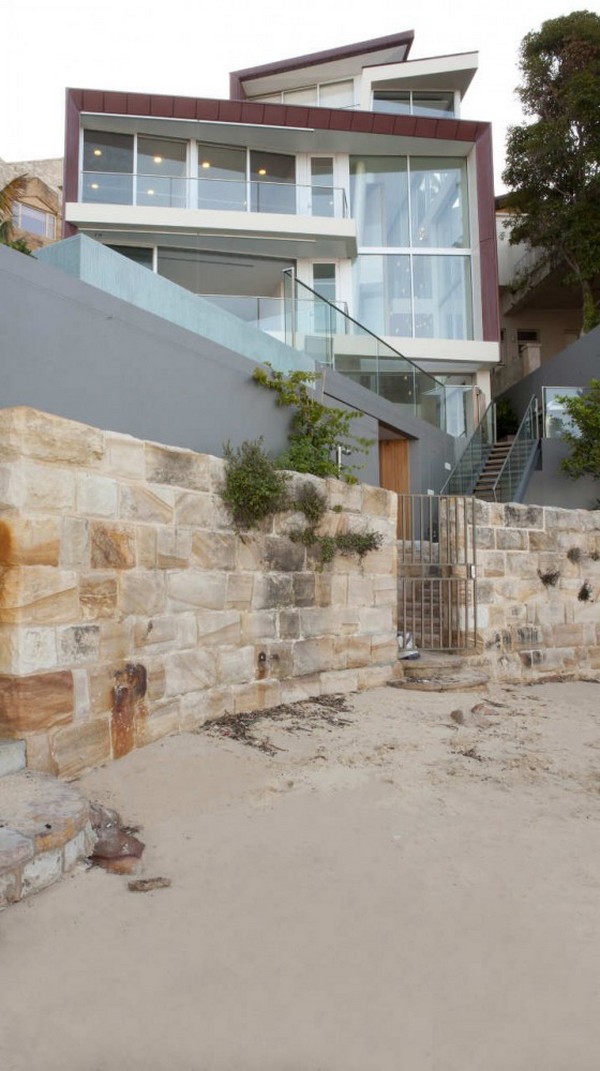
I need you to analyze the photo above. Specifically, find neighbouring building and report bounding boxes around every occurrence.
[0,157,62,251]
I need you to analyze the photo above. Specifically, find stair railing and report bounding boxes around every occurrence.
[440,400,497,495]
[491,395,541,503]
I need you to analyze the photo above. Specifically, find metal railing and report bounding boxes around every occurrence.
[441,400,497,495]
[80,172,349,218]
[491,396,540,503]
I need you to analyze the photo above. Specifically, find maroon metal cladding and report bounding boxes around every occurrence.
[476,126,500,342]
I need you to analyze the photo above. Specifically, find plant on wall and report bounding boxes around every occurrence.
[252,364,372,483]
[558,380,600,481]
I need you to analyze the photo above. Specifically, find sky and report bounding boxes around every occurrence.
[0,0,584,189]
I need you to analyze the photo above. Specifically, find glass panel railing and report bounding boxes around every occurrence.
[80,173,348,218]
[493,397,540,503]
[441,400,496,495]
[283,270,448,433]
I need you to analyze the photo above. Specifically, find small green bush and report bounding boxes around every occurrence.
[221,439,289,529]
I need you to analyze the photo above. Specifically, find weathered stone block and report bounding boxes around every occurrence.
[280,676,322,704]
[79,575,118,620]
[0,868,21,907]
[167,572,227,612]
[20,849,62,896]
[0,626,57,676]
[293,637,334,676]
[120,484,175,525]
[63,827,93,872]
[325,478,362,512]
[235,535,264,572]
[333,634,371,669]
[196,610,241,646]
[278,609,300,640]
[156,528,192,569]
[551,623,587,647]
[0,671,74,735]
[61,517,90,569]
[145,442,210,491]
[241,610,278,642]
[315,573,347,608]
[0,513,60,566]
[174,491,215,527]
[358,606,394,635]
[226,573,253,610]
[179,685,234,731]
[505,504,544,530]
[475,526,495,550]
[0,739,26,777]
[232,680,281,714]
[76,474,118,517]
[263,536,306,573]
[362,484,396,520]
[119,571,166,616]
[252,574,294,610]
[0,408,105,467]
[105,433,146,480]
[218,646,255,685]
[481,552,506,578]
[496,528,528,551]
[58,625,101,666]
[370,634,398,665]
[19,462,76,513]
[0,827,33,871]
[133,616,178,652]
[23,731,56,774]
[135,525,157,568]
[135,698,181,747]
[192,531,236,571]
[72,669,91,718]
[98,621,133,662]
[347,576,375,607]
[0,566,79,625]
[358,665,394,690]
[319,669,359,695]
[90,522,136,570]
[373,576,397,606]
[164,649,218,696]
[292,573,315,607]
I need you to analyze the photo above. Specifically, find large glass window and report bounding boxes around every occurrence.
[350,157,409,247]
[250,151,295,214]
[413,256,472,339]
[372,90,455,118]
[353,255,412,337]
[197,144,246,211]
[410,158,469,248]
[13,203,55,238]
[82,131,133,204]
[137,137,186,208]
[311,158,334,218]
[319,80,354,108]
[372,91,411,115]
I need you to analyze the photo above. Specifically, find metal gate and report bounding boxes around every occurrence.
[397,494,477,652]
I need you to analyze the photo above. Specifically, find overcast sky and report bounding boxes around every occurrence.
[1,0,581,188]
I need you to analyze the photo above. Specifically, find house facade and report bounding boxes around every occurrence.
[62,31,500,412]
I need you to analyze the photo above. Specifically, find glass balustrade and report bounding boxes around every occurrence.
[493,397,540,503]
[80,173,348,218]
[441,400,496,495]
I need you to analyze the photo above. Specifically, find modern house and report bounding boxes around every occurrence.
[0,157,62,251]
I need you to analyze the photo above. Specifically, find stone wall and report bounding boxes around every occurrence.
[0,408,398,777]
[474,500,600,679]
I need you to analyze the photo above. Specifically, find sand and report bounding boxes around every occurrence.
[1,679,600,1070]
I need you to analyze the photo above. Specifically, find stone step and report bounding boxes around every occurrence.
[0,740,26,779]
[402,653,468,678]
[390,669,490,692]
[0,771,95,909]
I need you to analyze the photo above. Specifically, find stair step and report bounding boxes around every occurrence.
[390,671,490,692]
[0,740,26,779]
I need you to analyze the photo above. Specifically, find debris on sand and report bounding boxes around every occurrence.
[128,878,172,893]
[199,695,353,755]
[89,802,145,874]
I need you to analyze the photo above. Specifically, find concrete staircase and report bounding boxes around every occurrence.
[391,652,489,692]
[472,442,512,501]
[0,740,95,910]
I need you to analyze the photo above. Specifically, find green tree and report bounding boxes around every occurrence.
[502,11,600,332]
[0,175,32,254]
[559,379,600,479]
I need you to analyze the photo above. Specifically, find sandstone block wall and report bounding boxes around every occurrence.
[0,408,398,777]
[473,500,600,679]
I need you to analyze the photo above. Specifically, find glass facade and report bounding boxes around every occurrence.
[137,137,186,208]
[350,153,472,340]
[373,90,455,118]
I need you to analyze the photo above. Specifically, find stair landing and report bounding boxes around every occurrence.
[391,652,489,692]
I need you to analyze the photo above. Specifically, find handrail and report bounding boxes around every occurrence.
[440,400,496,495]
[492,395,540,503]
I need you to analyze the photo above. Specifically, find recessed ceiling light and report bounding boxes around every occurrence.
[201,161,210,169]
[153,156,163,164]
[147,189,155,195]
[93,149,102,157]
[90,183,99,189]
[258,168,267,176]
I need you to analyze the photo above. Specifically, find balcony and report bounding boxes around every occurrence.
[66,173,357,260]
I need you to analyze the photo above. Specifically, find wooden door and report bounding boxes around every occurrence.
[379,439,410,538]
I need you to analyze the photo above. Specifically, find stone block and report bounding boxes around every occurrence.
[333,634,371,669]
[370,634,399,665]
[105,433,146,480]
[135,698,181,747]
[98,621,133,662]
[167,572,227,612]
[358,544,396,577]
[79,575,118,620]
[0,513,60,566]
[475,526,495,550]
[0,566,79,625]
[241,610,278,642]
[24,732,56,774]
[120,484,175,525]
[72,669,91,718]
[235,535,264,572]
[495,528,528,551]
[146,664,167,702]
[51,715,112,778]
[217,646,255,685]
[192,531,236,571]
[358,606,394,635]
[0,408,105,466]
[504,504,544,530]
[90,522,136,570]
[133,616,178,652]
[0,626,58,676]
[76,474,118,517]
[0,827,34,870]
[293,637,334,677]
[226,573,253,610]
[232,680,281,715]
[362,484,396,520]
[179,686,234,731]
[551,623,587,647]
[292,573,315,607]
[21,849,62,896]
[263,536,306,573]
[164,649,219,696]
[0,739,26,777]
[347,576,375,607]
[315,573,347,608]
[280,676,322,704]
[278,610,300,640]
[135,525,157,568]
[481,552,506,578]
[373,576,397,606]
[157,528,192,569]
[0,868,21,907]
[325,478,362,512]
[319,669,359,695]
[119,571,166,616]
[19,462,77,513]
[63,827,92,872]
[145,442,211,491]
[252,574,294,610]
[58,625,101,666]
[196,610,241,646]
[0,670,74,735]
[174,491,215,527]
[357,665,394,690]
[61,518,90,569]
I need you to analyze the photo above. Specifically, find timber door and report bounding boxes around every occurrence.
[379,438,410,538]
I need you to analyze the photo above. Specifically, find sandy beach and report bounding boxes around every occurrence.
[2,678,600,1070]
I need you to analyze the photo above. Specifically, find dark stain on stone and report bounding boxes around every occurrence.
[111,663,148,759]
[0,521,12,566]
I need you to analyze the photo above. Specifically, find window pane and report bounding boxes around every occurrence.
[413,255,472,340]
[250,151,295,214]
[197,144,246,211]
[15,204,47,236]
[412,91,455,118]
[311,158,334,218]
[350,156,409,246]
[352,254,412,336]
[83,131,133,204]
[283,86,317,105]
[372,90,411,115]
[410,158,469,248]
[108,245,154,268]
[319,80,354,108]
[136,137,187,208]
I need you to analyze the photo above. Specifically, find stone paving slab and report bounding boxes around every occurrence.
[0,740,26,778]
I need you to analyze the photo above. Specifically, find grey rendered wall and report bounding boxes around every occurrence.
[524,440,600,511]
[501,326,600,419]
[0,245,455,490]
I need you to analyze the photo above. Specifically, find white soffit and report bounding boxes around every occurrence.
[368,53,478,98]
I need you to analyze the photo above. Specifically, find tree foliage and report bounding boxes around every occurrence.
[559,379,600,480]
[502,11,600,331]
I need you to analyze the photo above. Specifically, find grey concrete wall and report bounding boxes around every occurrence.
[524,440,600,511]
[500,326,600,419]
[0,245,455,491]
